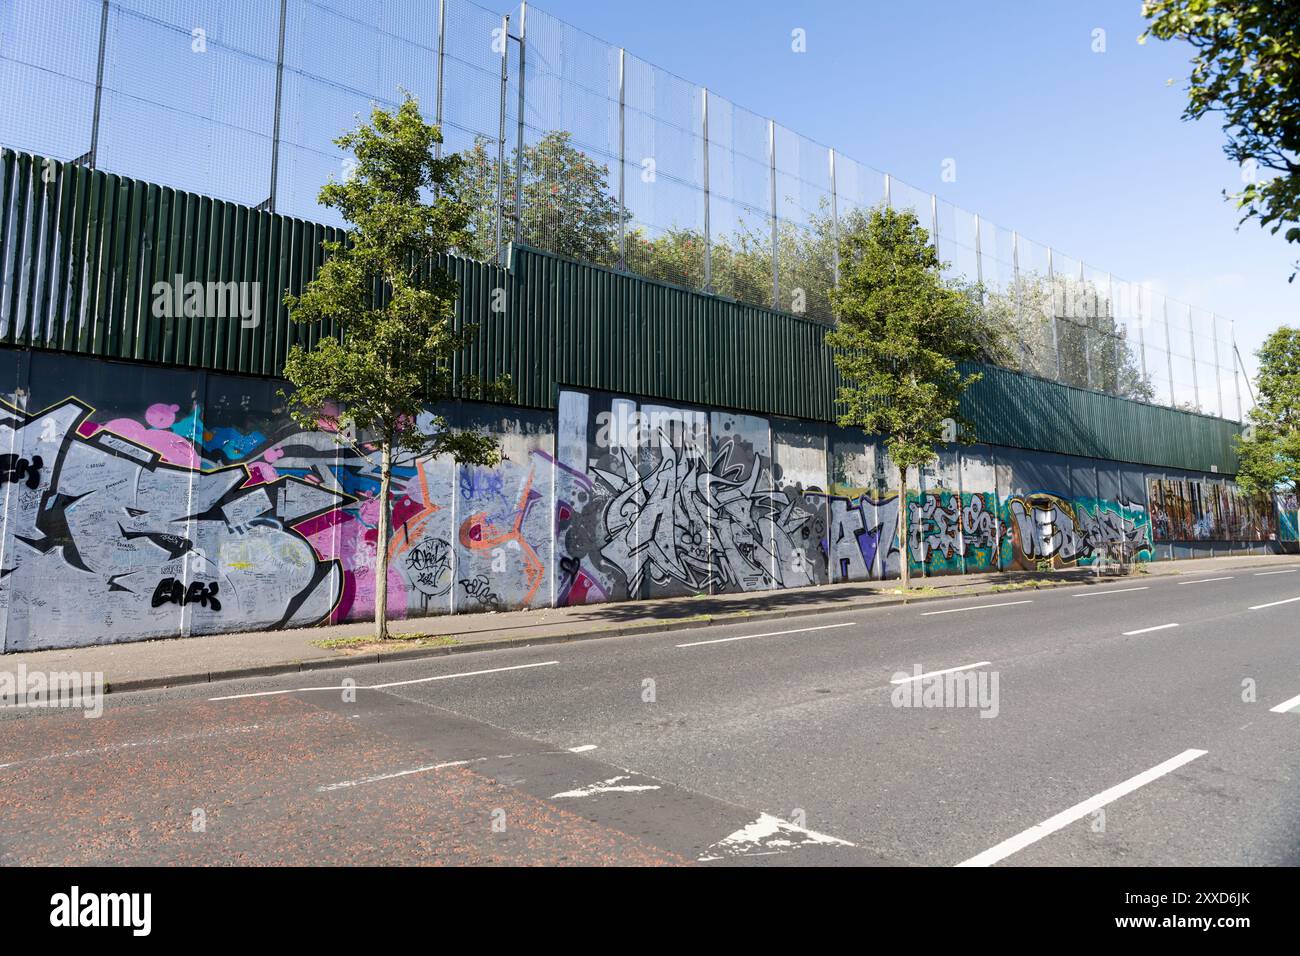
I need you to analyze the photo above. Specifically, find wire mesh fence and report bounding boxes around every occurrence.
[0,0,1248,420]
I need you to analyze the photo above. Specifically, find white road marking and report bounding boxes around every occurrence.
[956,749,1208,867]
[567,744,597,753]
[1122,623,1178,635]
[698,812,855,862]
[1269,693,1300,715]
[890,661,992,685]
[920,600,1033,616]
[1255,569,1298,576]
[208,660,559,701]
[1178,576,1233,584]
[319,759,482,792]
[1072,587,1149,597]
[675,621,854,648]
[551,775,661,798]
[1248,596,1300,611]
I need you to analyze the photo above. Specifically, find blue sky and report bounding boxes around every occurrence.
[511,0,1294,379]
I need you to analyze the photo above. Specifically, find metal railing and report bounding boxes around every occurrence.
[0,0,1248,420]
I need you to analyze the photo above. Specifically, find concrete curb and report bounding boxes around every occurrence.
[98,556,1299,695]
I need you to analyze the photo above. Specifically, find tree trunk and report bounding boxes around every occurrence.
[374,441,392,641]
[897,464,911,591]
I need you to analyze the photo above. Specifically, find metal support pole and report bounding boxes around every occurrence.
[974,212,984,304]
[1012,230,1026,369]
[267,0,287,211]
[1210,312,1225,418]
[434,0,445,160]
[617,47,626,271]
[768,118,778,309]
[1231,319,1244,419]
[1047,246,1060,381]
[1187,304,1201,412]
[1137,284,1149,388]
[512,1,527,247]
[930,193,938,248]
[1162,298,1176,407]
[829,148,839,289]
[883,172,891,208]
[701,87,711,292]
[494,14,510,264]
[1080,260,1092,390]
[1108,272,1119,394]
[88,0,110,168]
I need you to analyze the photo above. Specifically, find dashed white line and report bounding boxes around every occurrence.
[568,744,598,753]
[956,749,1208,867]
[1255,569,1298,576]
[208,660,559,701]
[675,621,854,648]
[1269,693,1300,715]
[1122,623,1179,636]
[889,661,993,684]
[1248,596,1300,611]
[1072,587,1149,597]
[1178,576,1233,584]
[920,600,1033,617]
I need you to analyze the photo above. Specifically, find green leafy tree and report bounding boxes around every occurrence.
[1236,325,1300,497]
[1143,1,1300,279]
[282,96,503,640]
[450,130,623,265]
[827,205,1005,588]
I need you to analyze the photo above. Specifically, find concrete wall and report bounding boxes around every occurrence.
[0,352,1279,652]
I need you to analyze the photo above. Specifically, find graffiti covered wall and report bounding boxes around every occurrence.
[0,351,1280,652]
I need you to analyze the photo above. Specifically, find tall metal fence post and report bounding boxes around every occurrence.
[1080,260,1092,390]
[1047,246,1060,381]
[1162,298,1176,407]
[494,13,510,263]
[829,148,839,289]
[1012,230,1027,369]
[1210,312,1225,418]
[267,0,287,211]
[434,0,445,160]
[1137,284,1149,389]
[512,1,527,248]
[883,172,891,208]
[1108,272,1119,393]
[701,87,711,292]
[1187,304,1201,412]
[1231,318,1243,420]
[88,0,110,168]
[617,47,626,271]
[974,212,985,305]
[768,118,778,309]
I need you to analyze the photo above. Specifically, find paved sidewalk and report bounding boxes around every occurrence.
[5,553,1298,693]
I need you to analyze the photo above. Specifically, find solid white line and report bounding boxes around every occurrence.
[1178,576,1233,584]
[319,758,480,792]
[568,744,597,753]
[920,600,1033,616]
[1255,569,1299,576]
[1249,596,1300,611]
[1122,623,1179,636]
[1072,587,1149,597]
[208,660,559,701]
[1269,693,1300,715]
[675,621,854,648]
[890,661,992,684]
[956,749,1208,867]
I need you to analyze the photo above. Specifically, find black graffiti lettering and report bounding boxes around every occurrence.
[151,577,221,611]
[0,453,43,489]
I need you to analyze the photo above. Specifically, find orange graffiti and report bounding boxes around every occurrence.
[458,468,546,605]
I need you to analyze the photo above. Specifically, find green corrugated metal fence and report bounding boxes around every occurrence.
[0,147,1241,474]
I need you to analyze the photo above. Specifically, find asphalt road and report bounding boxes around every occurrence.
[2,567,1299,866]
